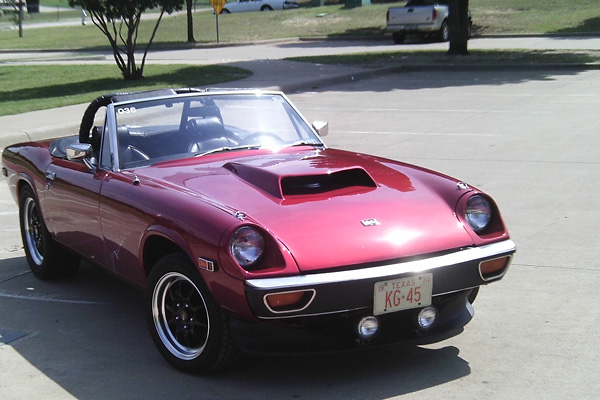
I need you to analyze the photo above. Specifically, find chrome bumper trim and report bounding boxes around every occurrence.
[246,240,516,290]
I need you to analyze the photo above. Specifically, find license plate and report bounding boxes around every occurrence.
[373,273,433,316]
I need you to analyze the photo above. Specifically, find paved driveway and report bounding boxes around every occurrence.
[1,66,598,399]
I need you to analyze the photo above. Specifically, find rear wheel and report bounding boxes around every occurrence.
[392,32,405,44]
[260,5,273,11]
[438,20,449,42]
[146,253,239,374]
[19,186,80,280]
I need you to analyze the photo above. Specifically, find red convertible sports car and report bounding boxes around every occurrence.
[1,88,515,373]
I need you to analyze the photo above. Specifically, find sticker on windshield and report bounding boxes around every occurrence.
[117,107,137,114]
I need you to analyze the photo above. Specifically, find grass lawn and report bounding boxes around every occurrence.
[0,64,251,116]
[1,1,599,50]
[470,0,600,34]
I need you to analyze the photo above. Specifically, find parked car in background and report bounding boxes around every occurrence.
[220,0,298,13]
[386,0,472,44]
[2,88,515,374]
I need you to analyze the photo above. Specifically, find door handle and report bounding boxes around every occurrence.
[45,170,56,189]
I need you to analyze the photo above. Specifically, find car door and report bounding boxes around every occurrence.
[43,153,109,266]
[95,103,151,285]
[239,0,253,12]
[249,0,262,11]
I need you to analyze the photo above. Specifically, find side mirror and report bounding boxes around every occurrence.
[67,143,95,172]
[67,143,92,161]
[312,121,329,137]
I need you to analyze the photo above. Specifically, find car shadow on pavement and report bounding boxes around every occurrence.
[0,255,470,399]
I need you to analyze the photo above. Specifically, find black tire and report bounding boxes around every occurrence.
[146,253,239,374]
[220,9,230,14]
[392,32,405,44]
[260,5,273,11]
[19,186,80,280]
[438,20,449,42]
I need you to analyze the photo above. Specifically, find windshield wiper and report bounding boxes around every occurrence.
[288,140,325,148]
[195,145,261,157]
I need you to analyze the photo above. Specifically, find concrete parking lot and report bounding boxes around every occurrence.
[1,65,599,399]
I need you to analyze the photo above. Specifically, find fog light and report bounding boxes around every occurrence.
[417,307,438,330]
[357,316,379,340]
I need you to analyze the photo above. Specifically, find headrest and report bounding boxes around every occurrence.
[117,125,130,148]
[91,126,103,150]
[187,105,222,122]
[188,116,225,139]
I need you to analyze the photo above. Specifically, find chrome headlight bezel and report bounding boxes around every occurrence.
[229,226,265,268]
[465,195,493,233]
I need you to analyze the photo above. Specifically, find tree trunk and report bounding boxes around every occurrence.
[448,0,469,55]
[186,0,195,43]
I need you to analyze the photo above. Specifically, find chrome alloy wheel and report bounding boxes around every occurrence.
[23,196,44,266]
[151,272,210,360]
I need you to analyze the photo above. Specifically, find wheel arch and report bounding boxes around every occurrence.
[17,175,35,198]
[16,175,48,225]
[142,229,194,279]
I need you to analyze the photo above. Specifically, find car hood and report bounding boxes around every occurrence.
[138,148,474,272]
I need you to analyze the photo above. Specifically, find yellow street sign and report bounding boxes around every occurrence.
[210,0,227,14]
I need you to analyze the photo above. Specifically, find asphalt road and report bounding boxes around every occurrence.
[1,48,599,399]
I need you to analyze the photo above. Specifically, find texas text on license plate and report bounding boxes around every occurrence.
[373,273,433,315]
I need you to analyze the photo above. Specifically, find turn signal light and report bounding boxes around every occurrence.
[479,256,511,280]
[264,290,315,313]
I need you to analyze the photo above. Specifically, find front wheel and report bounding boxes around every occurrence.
[146,253,239,374]
[19,186,80,280]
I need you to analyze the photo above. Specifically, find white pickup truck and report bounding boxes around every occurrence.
[386,0,471,44]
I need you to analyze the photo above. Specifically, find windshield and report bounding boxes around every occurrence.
[111,92,322,169]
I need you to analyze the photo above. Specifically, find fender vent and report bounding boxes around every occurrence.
[282,168,376,196]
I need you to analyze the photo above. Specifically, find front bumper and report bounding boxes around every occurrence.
[244,240,515,320]
[232,288,475,353]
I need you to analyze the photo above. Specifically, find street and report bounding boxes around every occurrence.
[1,42,599,399]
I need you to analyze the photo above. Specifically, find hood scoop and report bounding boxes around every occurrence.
[224,162,377,199]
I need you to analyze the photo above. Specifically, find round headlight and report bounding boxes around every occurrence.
[465,195,492,233]
[230,226,265,267]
